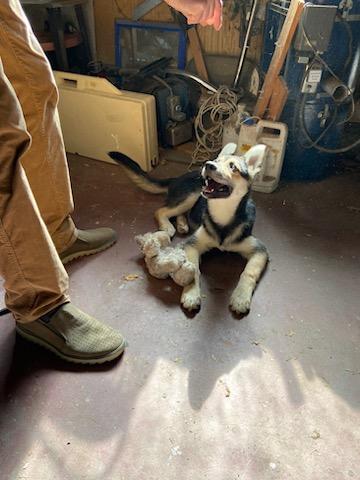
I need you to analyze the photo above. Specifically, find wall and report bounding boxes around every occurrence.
[93,0,265,66]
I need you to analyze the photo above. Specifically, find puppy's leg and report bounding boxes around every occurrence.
[176,215,189,235]
[181,226,215,311]
[228,236,268,314]
[154,207,177,237]
[155,193,199,237]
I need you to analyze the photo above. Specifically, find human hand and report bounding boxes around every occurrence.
[164,0,223,31]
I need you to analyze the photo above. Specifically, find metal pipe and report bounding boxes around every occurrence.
[165,68,218,93]
[322,77,350,103]
[232,0,259,89]
[348,43,360,93]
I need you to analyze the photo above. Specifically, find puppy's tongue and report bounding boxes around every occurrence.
[204,178,217,193]
[204,179,230,194]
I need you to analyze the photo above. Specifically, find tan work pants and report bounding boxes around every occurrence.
[0,0,76,322]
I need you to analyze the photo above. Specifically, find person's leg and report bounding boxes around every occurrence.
[0,56,69,322]
[0,0,76,253]
[0,0,117,260]
[0,62,126,362]
[0,5,125,363]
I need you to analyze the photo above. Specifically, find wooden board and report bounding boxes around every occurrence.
[267,76,289,121]
[254,0,304,118]
[187,27,209,81]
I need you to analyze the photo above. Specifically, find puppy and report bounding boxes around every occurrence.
[108,143,269,314]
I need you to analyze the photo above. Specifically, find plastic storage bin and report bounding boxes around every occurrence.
[236,120,288,193]
[54,71,159,171]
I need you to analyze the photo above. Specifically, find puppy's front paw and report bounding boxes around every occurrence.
[177,223,189,235]
[176,218,189,235]
[229,292,251,315]
[181,286,201,311]
[163,224,176,238]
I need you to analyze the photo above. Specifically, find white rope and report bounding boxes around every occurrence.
[191,86,238,166]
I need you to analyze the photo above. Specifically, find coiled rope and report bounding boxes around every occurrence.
[191,86,239,165]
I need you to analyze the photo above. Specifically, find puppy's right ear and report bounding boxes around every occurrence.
[219,143,237,156]
[244,144,268,178]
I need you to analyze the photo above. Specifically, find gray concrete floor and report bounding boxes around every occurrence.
[0,154,359,480]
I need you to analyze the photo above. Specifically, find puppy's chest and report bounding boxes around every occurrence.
[203,216,249,250]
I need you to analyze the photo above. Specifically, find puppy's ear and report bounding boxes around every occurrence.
[244,144,267,178]
[219,143,237,156]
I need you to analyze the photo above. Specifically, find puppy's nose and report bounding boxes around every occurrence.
[205,162,217,172]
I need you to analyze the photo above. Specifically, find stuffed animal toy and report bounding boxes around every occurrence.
[135,231,195,287]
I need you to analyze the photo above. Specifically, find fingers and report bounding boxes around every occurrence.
[173,0,223,30]
[187,15,196,25]
[204,0,222,30]
[186,0,212,25]
[212,0,223,31]
[194,0,223,30]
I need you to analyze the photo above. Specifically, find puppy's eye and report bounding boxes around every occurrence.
[229,162,237,172]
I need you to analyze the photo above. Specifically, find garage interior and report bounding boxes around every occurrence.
[0,0,359,479]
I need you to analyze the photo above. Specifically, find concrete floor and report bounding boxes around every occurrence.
[0,154,359,480]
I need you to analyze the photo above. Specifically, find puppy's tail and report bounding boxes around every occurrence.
[108,152,173,194]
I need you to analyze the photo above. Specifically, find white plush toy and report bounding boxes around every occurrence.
[135,231,195,287]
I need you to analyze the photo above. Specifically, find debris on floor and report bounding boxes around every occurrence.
[123,273,141,281]
[311,430,321,440]
[219,379,231,397]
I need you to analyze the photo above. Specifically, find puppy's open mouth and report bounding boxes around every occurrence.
[202,177,233,199]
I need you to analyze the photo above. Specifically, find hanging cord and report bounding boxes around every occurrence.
[294,57,340,149]
[152,75,174,95]
[297,4,360,153]
[338,13,353,72]
[298,93,339,149]
[191,86,238,166]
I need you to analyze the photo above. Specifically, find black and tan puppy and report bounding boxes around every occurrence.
[108,143,269,314]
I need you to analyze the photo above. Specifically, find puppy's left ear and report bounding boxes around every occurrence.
[244,144,267,178]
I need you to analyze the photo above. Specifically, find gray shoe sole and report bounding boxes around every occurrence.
[60,239,116,265]
[16,325,126,365]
